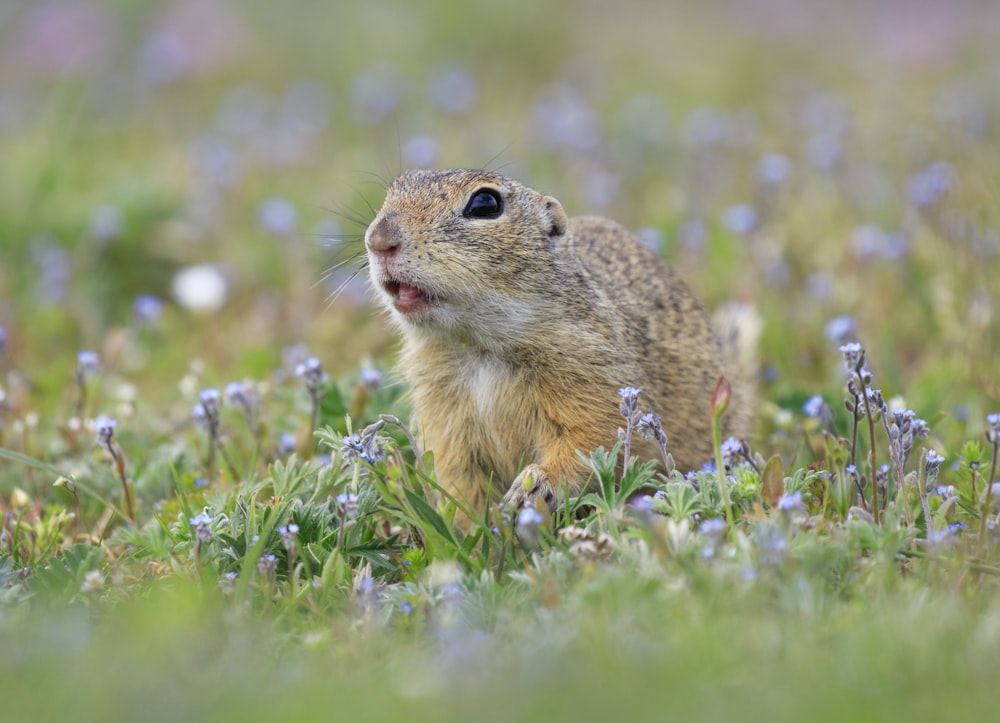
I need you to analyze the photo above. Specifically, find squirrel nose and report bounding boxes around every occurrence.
[366,215,403,258]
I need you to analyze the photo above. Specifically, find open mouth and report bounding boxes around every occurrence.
[382,278,436,316]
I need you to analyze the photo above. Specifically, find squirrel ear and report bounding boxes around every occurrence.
[541,196,568,239]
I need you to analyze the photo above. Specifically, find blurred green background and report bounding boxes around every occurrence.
[2,0,996,420]
[2,2,1000,720]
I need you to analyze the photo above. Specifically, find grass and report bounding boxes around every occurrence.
[2,1,1000,720]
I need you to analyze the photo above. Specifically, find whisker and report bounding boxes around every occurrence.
[480,143,514,173]
[322,267,370,312]
[315,251,367,290]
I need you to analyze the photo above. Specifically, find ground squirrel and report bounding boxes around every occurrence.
[365,169,754,517]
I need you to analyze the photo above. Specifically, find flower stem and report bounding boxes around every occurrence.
[711,377,735,531]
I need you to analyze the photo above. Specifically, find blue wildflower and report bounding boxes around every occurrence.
[515,506,545,548]
[77,350,101,379]
[802,394,825,418]
[132,295,164,324]
[258,197,298,236]
[721,203,758,235]
[824,315,857,344]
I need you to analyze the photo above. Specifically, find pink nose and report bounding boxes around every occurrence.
[366,215,402,259]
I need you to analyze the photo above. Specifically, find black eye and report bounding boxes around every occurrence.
[463,188,504,219]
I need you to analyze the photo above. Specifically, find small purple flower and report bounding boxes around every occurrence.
[777,491,808,524]
[777,490,804,512]
[698,518,727,544]
[802,394,825,418]
[359,367,383,391]
[199,388,221,414]
[636,227,665,253]
[94,416,116,445]
[341,433,363,461]
[402,135,440,168]
[637,412,666,444]
[193,388,222,430]
[295,357,327,393]
[515,506,545,548]
[77,350,101,379]
[757,152,791,186]
[757,525,788,566]
[630,495,653,515]
[987,413,1000,442]
[824,315,858,344]
[618,386,642,401]
[257,554,279,577]
[189,511,213,543]
[677,218,708,252]
[721,203,758,235]
[219,571,238,594]
[618,387,642,420]
[132,295,164,325]
[927,527,953,546]
[908,161,955,208]
[839,342,864,371]
[924,449,945,477]
[804,133,841,171]
[89,204,123,241]
[224,381,249,407]
[224,379,258,428]
[429,65,477,114]
[932,485,956,499]
[400,600,414,614]
[336,493,359,519]
[720,437,743,467]
[351,63,404,124]
[258,197,298,236]
[278,523,299,551]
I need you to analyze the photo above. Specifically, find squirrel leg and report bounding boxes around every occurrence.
[502,441,590,512]
[504,463,558,512]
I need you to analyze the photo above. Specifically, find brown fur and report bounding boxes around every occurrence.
[365,169,754,516]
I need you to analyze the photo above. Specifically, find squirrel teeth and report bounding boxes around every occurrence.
[391,283,432,315]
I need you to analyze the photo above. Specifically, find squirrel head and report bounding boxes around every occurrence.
[364,169,572,345]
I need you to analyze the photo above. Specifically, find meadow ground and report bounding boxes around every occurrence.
[1,1,999,720]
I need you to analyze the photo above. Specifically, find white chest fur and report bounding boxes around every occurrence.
[458,355,510,417]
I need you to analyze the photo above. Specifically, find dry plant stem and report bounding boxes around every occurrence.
[74,374,87,419]
[916,463,932,537]
[977,440,999,555]
[881,414,913,526]
[193,540,203,579]
[104,440,135,524]
[308,397,320,440]
[622,415,635,470]
[848,407,868,508]
[866,409,880,523]
[218,441,240,484]
[711,377,735,531]
[853,364,879,523]
[378,414,426,474]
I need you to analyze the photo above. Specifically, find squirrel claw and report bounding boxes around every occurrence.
[503,464,559,513]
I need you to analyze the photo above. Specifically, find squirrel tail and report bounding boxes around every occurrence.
[713,302,761,382]
[713,302,760,437]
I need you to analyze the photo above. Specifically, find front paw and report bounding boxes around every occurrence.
[503,464,559,512]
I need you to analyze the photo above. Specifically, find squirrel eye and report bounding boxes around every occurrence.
[463,188,504,219]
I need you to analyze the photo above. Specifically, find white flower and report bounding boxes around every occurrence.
[81,569,105,593]
[171,264,228,312]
